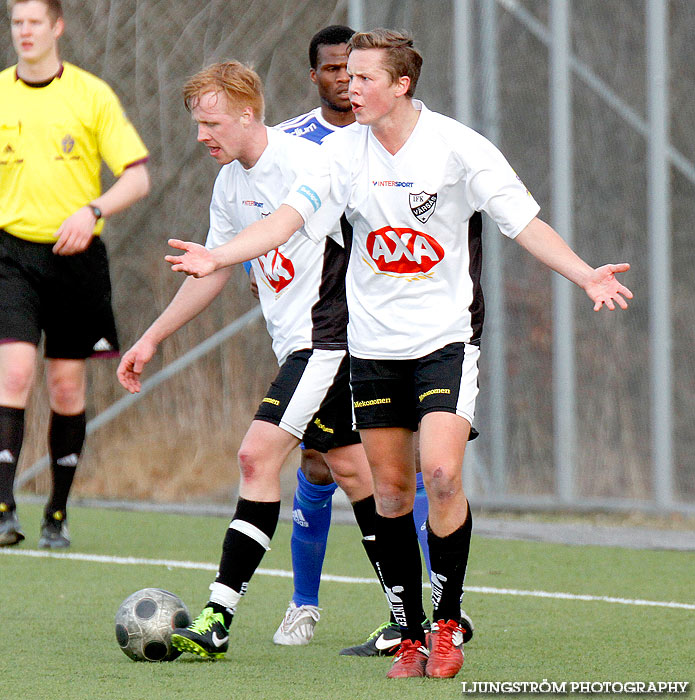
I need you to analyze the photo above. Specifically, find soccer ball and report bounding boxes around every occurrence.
[115,588,191,662]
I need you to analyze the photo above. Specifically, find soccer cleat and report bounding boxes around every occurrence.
[460,608,475,644]
[340,617,432,657]
[38,511,71,549]
[386,639,429,678]
[171,607,229,660]
[273,601,321,646]
[0,508,25,547]
[425,619,464,679]
[339,620,401,657]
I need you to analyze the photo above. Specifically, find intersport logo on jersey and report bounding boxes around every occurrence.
[366,226,444,274]
[258,249,295,292]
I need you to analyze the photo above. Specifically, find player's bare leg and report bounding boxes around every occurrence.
[359,427,429,677]
[237,419,300,501]
[418,412,469,536]
[418,411,472,678]
[324,442,373,503]
[301,448,333,485]
[173,420,298,658]
[360,427,416,518]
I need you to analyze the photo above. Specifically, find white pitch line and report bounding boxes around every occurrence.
[3,548,694,611]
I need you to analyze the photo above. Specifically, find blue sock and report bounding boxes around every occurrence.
[291,468,338,606]
[413,472,432,578]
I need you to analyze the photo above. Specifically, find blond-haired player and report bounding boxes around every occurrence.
[117,61,380,660]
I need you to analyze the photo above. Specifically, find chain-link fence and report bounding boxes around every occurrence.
[3,0,693,513]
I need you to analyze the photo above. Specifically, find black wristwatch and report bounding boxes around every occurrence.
[88,204,103,220]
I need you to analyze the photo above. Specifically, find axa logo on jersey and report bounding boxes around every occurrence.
[366,226,444,274]
[258,249,295,292]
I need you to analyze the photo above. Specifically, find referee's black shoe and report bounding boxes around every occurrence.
[39,510,71,549]
[0,506,25,547]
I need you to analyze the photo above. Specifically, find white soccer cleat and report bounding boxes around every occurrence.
[272,601,321,646]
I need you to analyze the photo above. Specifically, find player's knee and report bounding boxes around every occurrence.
[237,443,261,482]
[422,465,462,503]
[373,481,413,517]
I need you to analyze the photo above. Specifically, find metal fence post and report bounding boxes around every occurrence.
[550,0,576,502]
[647,0,673,508]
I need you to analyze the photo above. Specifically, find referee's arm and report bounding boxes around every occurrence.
[52,162,150,256]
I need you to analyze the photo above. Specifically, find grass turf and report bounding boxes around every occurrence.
[0,503,692,699]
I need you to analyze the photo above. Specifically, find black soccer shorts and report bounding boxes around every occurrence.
[350,341,480,433]
[254,348,361,453]
[0,230,119,359]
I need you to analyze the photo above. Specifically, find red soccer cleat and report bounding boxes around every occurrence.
[425,619,464,679]
[385,639,429,678]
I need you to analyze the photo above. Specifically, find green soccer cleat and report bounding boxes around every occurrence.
[171,607,229,660]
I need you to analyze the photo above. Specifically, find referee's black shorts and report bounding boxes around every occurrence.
[0,229,119,359]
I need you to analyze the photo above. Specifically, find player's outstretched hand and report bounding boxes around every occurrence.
[584,263,633,311]
[117,337,157,394]
[165,239,217,278]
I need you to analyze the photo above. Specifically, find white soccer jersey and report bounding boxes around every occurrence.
[206,127,346,366]
[284,100,541,360]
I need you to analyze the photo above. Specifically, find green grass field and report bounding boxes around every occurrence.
[1,503,693,700]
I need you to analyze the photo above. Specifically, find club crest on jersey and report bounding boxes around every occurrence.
[409,191,437,224]
[258,249,295,293]
[61,134,75,154]
[366,226,444,274]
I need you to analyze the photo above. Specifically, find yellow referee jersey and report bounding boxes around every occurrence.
[0,62,149,243]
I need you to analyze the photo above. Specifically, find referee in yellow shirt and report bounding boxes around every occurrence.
[0,0,150,548]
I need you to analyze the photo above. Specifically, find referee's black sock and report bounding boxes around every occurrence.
[428,502,473,623]
[375,510,427,644]
[0,406,25,512]
[47,411,86,517]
